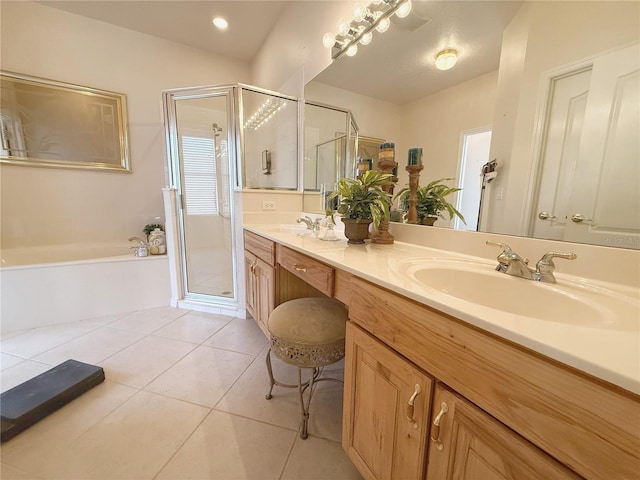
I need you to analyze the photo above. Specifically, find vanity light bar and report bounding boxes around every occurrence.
[243,99,287,131]
[323,0,412,60]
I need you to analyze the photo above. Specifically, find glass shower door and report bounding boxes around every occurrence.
[172,92,235,301]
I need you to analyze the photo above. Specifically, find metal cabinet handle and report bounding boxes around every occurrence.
[250,260,257,274]
[406,384,421,428]
[538,211,557,221]
[430,402,449,451]
[293,264,307,273]
[571,213,593,223]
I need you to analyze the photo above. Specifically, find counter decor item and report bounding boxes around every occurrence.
[407,147,423,166]
[328,170,392,244]
[147,228,166,255]
[372,142,398,244]
[143,223,164,237]
[395,177,466,226]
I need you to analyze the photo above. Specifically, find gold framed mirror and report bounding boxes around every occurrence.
[0,71,131,172]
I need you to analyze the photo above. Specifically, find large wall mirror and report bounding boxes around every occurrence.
[304,1,639,250]
[0,71,131,172]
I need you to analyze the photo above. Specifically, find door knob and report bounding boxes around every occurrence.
[571,213,593,223]
[538,211,557,221]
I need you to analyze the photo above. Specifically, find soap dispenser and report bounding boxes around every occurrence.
[148,228,166,255]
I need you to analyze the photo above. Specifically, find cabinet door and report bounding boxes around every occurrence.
[255,257,274,336]
[343,322,433,480]
[244,250,274,337]
[426,384,581,480]
[244,250,259,321]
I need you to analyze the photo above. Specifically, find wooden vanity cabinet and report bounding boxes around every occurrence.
[426,384,581,480]
[343,322,433,480]
[346,276,639,480]
[244,231,275,336]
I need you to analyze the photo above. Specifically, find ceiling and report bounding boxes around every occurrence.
[39,1,288,61]
[39,1,522,104]
[313,1,523,104]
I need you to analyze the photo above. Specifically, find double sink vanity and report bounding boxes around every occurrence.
[243,224,639,480]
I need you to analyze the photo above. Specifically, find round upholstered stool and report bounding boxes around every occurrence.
[265,297,347,439]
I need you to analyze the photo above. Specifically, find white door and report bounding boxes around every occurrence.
[532,68,591,241]
[564,43,640,248]
[456,129,492,231]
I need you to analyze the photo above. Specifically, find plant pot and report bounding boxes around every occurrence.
[341,218,372,244]
[420,216,438,226]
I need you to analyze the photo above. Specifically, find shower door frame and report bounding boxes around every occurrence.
[164,85,240,307]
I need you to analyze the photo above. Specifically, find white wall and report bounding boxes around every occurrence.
[0,1,250,248]
[487,1,640,235]
[398,71,498,222]
[251,2,358,95]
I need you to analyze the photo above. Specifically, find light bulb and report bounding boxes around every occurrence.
[346,43,358,57]
[435,49,458,70]
[396,0,412,18]
[376,17,391,33]
[353,4,367,22]
[322,32,336,48]
[337,19,350,36]
[360,31,373,46]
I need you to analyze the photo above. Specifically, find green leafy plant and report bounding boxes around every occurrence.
[394,177,466,224]
[328,170,393,228]
[143,223,164,236]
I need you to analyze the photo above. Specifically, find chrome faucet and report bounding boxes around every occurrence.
[486,240,576,283]
[296,216,321,232]
[128,236,148,246]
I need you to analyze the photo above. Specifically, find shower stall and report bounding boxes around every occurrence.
[163,84,298,314]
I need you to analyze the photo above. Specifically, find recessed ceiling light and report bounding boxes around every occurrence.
[212,17,228,30]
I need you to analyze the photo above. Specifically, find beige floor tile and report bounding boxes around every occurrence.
[100,336,195,388]
[204,317,268,356]
[0,320,105,358]
[33,327,146,366]
[156,410,296,480]
[217,352,316,432]
[0,380,137,475]
[0,462,44,479]
[145,345,253,407]
[0,360,51,393]
[29,391,209,480]
[152,311,231,344]
[0,353,24,372]
[109,306,190,334]
[281,436,362,480]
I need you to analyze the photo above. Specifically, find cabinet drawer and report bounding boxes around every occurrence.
[244,230,275,266]
[349,276,640,480]
[276,244,334,297]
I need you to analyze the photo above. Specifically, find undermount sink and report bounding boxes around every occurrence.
[399,259,638,331]
[261,224,314,236]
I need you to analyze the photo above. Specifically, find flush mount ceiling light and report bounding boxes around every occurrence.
[322,0,412,60]
[212,17,228,30]
[435,49,458,70]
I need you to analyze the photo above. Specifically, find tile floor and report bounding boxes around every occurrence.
[0,307,362,480]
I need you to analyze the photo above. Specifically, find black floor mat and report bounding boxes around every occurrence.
[0,359,105,442]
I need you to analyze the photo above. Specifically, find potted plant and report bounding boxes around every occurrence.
[395,178,466,226]
[143,223,164,237]
[328,170,392,244]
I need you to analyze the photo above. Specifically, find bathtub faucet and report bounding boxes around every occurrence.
[128,236,148,246]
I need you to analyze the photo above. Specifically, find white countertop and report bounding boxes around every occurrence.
[245,224,640,395]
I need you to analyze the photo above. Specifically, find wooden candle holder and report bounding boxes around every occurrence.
[371,155,398,245]
[405,163,424,224]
